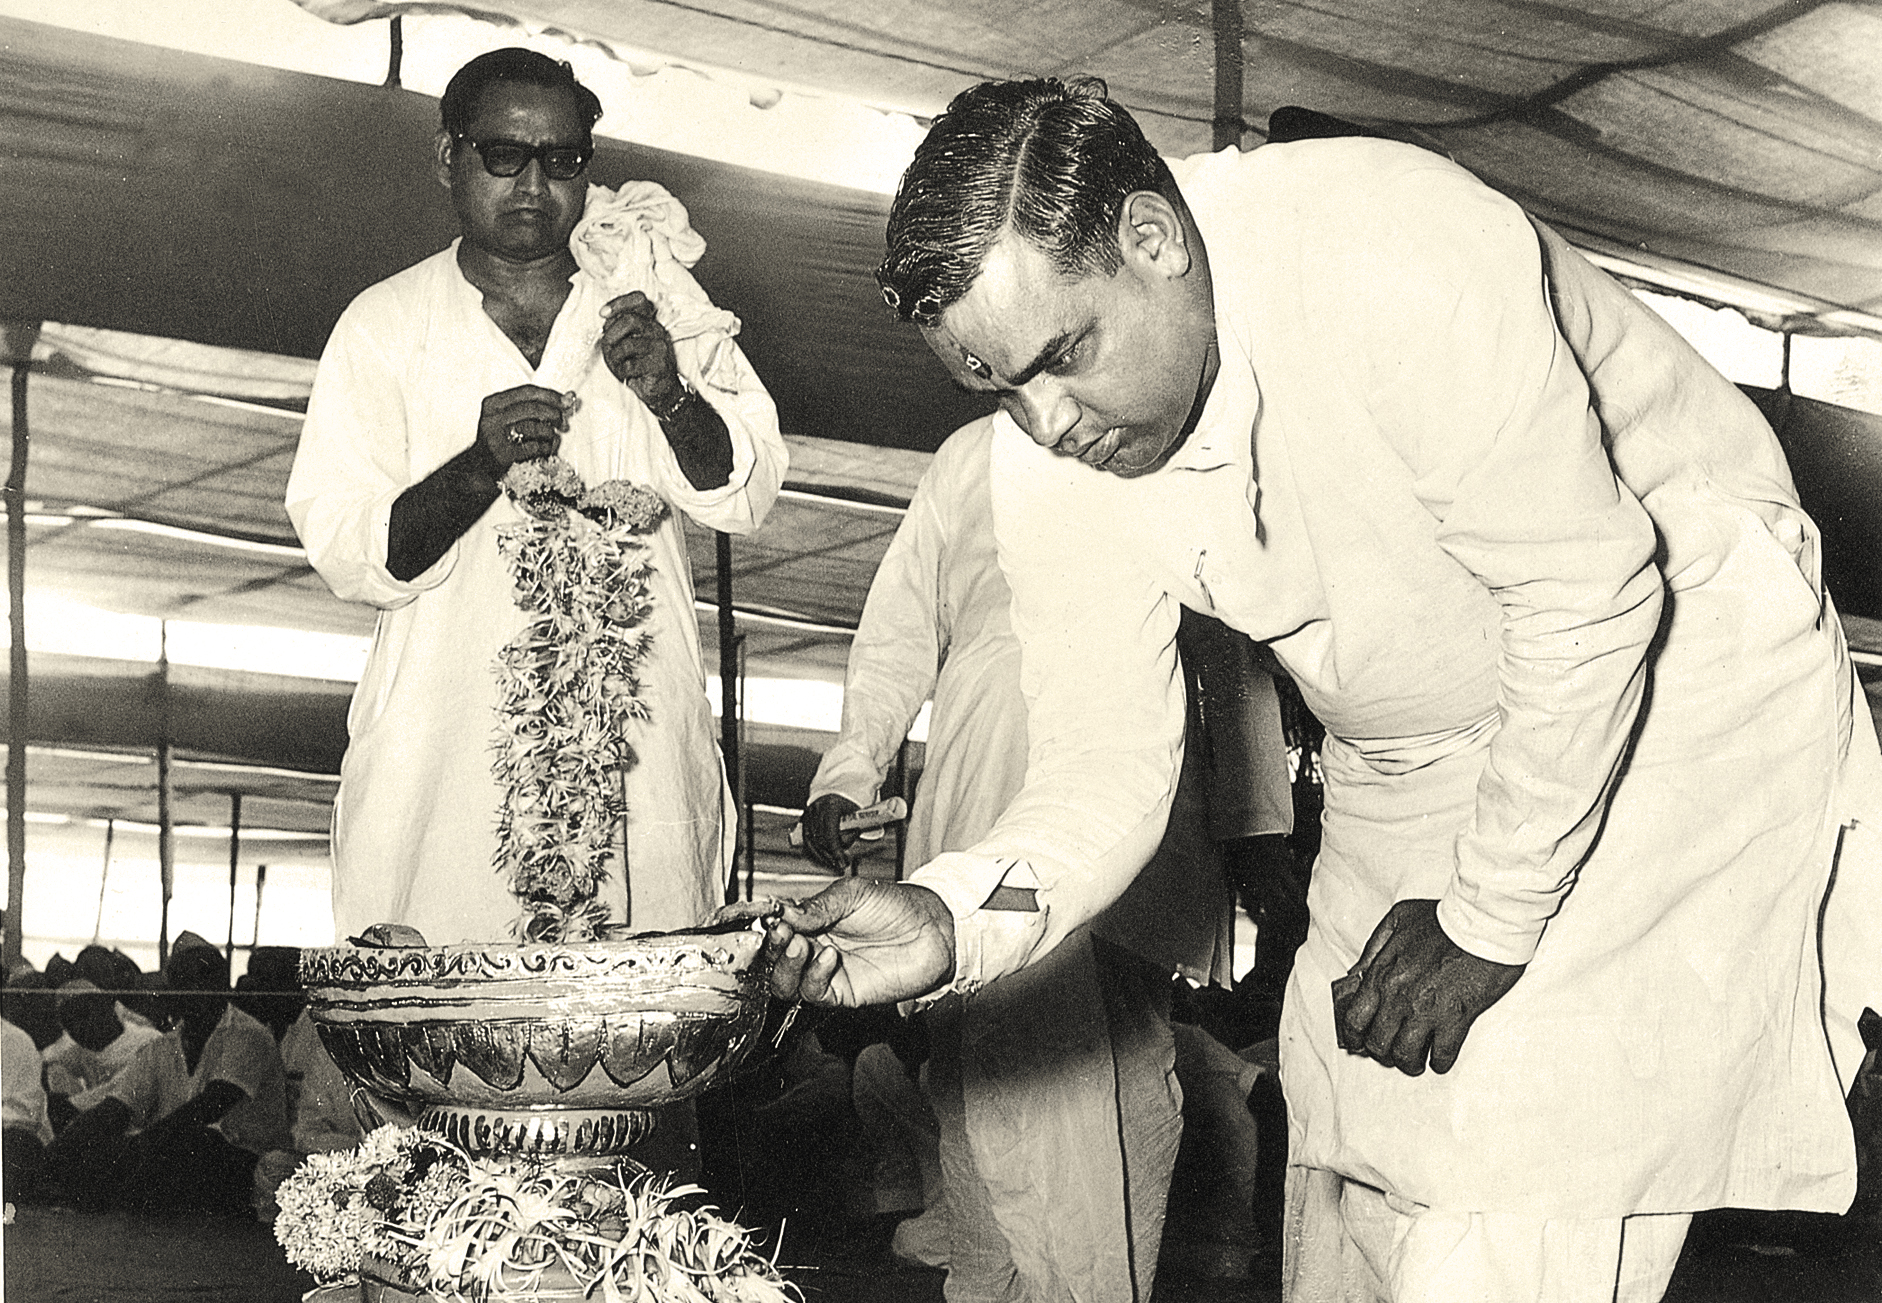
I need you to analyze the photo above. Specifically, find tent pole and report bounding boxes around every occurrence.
[716,532,738,794]
[1213,0,1247,151]
[226,790,242,961]
[156,624,174,969]
[93,817,116,943]
[737,632,752,901]
[4,322,40,974]
[716,531,740,905]
[384,15,403,89]
[251,863,268,958]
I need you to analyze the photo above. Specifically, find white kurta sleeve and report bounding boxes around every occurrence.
[1330,161,1665,966]
[910,427,1186,990]
[808,451,953,809]
[286,301,460,609]
[646,334,786,536]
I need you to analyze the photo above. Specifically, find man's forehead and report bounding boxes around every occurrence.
[975,232,1078,303]
[927,310,1061,383]
[933,242,1083,378]
[469,81,583,135]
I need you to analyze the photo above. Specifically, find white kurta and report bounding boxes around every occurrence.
[809,419,1238,982]
[287,242,785,945]
[2,1017,53,1148]
[911,138,1881,1219]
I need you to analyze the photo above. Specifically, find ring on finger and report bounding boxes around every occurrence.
[506,423,526,445]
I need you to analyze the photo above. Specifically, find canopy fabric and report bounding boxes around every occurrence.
[0,15,991,451]
[4,5,1881,847]
[297,0,1882,338]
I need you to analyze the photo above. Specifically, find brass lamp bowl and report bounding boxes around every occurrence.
[300,923,773,1156]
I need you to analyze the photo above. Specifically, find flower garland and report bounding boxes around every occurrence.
[276,1126,798,1303]
[274,1126,461,1283]
[492,457,669,944]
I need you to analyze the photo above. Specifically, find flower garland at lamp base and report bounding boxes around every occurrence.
[492,456,670,945]
[276,1125,799,1303]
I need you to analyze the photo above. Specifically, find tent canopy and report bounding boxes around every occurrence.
[2,3,1880,841]
[300,0,1882,337]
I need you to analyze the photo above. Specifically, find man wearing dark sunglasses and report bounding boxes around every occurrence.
[286,48,784,992]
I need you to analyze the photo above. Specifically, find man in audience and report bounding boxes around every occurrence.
[2,969,63,1053]
[45,933,290,1217]
[2,1005,53,1202]
[42,978,161,1131]
[253,1006,366,1225]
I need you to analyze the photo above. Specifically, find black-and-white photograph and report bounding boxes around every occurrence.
[2,4,1877,1301]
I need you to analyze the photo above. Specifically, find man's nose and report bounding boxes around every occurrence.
[1012,384,1080,450]
[515,158,549,193]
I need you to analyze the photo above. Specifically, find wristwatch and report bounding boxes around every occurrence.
[648,377,695,423]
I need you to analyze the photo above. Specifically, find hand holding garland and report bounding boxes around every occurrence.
[600,291,732,490]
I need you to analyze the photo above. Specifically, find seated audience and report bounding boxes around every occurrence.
[42,979,161,1129]
[44,932,291,1217]
[234,946,305,1043]
[2,969,64,1052]
[280,1008,364,1158]
[72,944,158,1032]
[254,1007,366,1224]
[1,1012,53,1203]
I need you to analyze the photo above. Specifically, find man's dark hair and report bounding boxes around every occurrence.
[440,47,603,144]
[878,77,1174,326]
[165,943,230,994]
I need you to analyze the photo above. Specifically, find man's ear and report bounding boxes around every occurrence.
[433,131,456,190]
[1119,191,1191,279]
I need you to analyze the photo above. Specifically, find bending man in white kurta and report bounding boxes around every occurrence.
[288,49,784,945]
[741,78,1882,1303]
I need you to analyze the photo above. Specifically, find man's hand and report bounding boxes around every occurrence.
[799,794,862,871]
[1331,898,1523,1077]
[602,290,733,488]
[601,292,683,413]
[716,879,955,1008]
[477,384,573,472]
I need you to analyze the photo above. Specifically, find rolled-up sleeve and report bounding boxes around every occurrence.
[1330,162,1664,965]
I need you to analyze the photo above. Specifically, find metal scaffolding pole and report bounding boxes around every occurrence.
[225,791,243,961]
[4,322,40,973]
[1213,0,1247,152]
[251,863,269,955]
[92,818,116,944]
[716,530,741,904]
[156,625,175,969]
[716,531,738,793]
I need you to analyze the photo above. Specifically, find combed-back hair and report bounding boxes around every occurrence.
[878,77,1174,326]
[440,47,603,144]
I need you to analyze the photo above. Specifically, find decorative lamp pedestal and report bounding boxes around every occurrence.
[292,926,782,1302]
